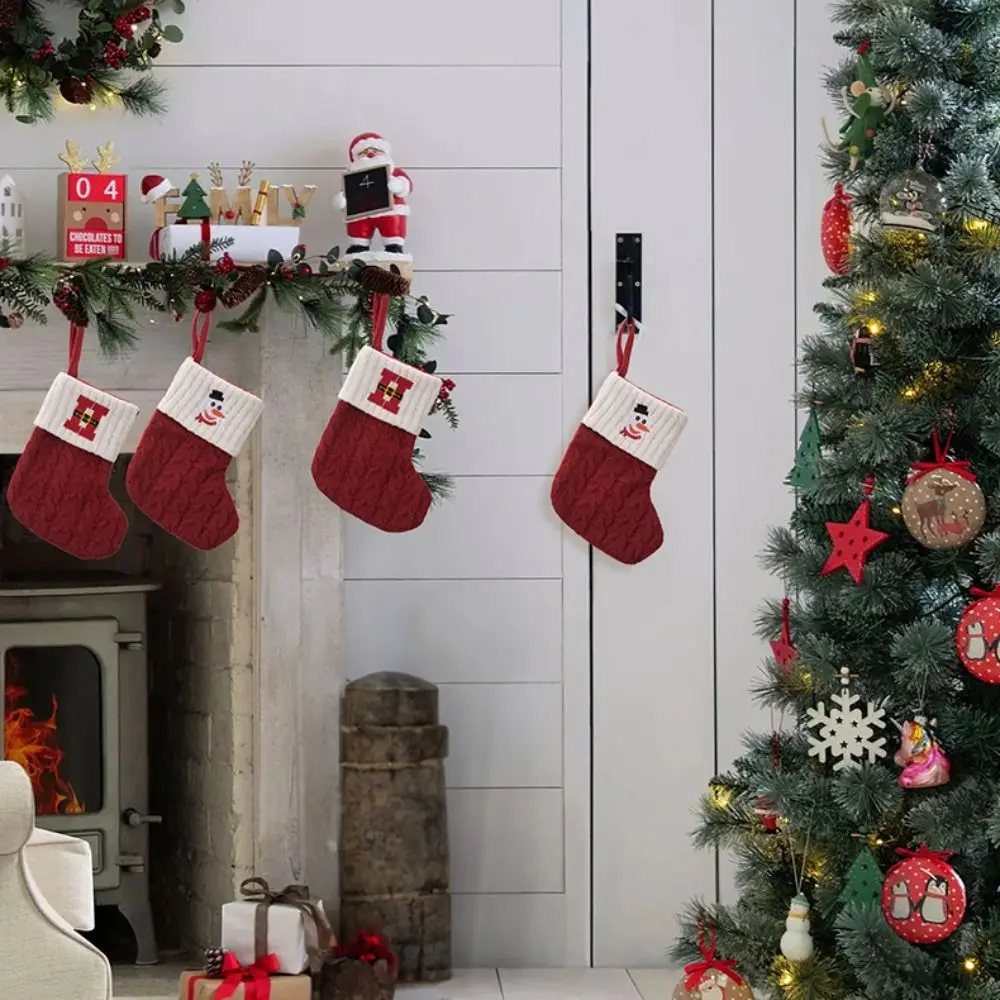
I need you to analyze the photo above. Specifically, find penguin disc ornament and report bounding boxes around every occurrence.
[881,845,966,944]
[901,432,985,550]
[674,924,754,1000]
[956,585,1000,684]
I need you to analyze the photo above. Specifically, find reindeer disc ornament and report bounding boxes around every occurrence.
[901,432,985,550]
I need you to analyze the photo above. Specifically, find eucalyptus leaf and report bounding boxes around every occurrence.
[161,24,184,43]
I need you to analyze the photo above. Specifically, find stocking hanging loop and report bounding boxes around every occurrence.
[67,323,85,379]
[616,318,637,377]
[191,311,212,363]
[370,293,390,353]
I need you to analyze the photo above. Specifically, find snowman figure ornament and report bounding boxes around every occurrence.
[780,893,815,962]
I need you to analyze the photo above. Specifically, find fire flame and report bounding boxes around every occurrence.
[4,676,85,815]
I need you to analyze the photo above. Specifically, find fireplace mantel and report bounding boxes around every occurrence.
[0,310,344,924]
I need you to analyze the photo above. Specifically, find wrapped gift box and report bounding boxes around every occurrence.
[179,970,311,1000]
[222,898,327,974]
[153,224,301,264]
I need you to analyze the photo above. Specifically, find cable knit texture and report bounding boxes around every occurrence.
[7,427,130,560]
[126,411,239,550]
[312,400,431,532]
[551,425,663,565]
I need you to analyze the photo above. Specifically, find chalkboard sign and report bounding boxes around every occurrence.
[343,165,392,221]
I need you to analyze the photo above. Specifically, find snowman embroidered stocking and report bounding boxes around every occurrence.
[126,311,263,550]
[6,325,139,560]
[312,290,441,532]
[551,320,687,564]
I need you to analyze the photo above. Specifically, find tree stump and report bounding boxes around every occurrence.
[340,672,451,982]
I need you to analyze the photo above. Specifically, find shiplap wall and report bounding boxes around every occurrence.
[339,2,591,970]
[588,0,840,966]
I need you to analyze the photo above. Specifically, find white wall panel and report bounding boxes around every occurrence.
[160,0,562,68]
[423,375,563,476]
[344,579,564,684]
[713,0,797,905]
[344,478,561,580]
[417,272,562,374]
[451,893,570,968]
[449,788,564,893]
[3,69,560,170]
[439,683,563,789]
[590,0,717,967]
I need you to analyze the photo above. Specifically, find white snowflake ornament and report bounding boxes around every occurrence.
[806,667,887,771]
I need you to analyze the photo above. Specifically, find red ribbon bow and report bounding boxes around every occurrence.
[907,429,975,484]
[896,843,953,864]
[683,922,744,991]
[190,952,280,1000]
[334,930,398,968]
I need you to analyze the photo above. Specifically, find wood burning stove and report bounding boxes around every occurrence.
[0,581,159,964]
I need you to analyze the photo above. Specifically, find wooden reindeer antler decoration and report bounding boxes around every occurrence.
[237,160,255,186]
[58,139,87,173]
[93,141,120,174]
[208,161,224,188]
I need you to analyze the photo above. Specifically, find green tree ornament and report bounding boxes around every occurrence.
[837,847,882,910]
[787,406,822,490]
[178,174,211,221]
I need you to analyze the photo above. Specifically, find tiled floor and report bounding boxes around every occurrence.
[113,965,679,999]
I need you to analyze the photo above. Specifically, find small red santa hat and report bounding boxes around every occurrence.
[348,132,391,162]
[140,174,173,203]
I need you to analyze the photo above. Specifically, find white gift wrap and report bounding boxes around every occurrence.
[154,224,302,263]
[220,898,326,974]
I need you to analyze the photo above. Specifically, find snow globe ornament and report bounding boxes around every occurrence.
[880,168,946,233]
[894,715,950,789]
[901,434,985,549]
[779,894,815,962]
[674,925,754,1000]
[881,845,966,944]
[956,585,1000,684]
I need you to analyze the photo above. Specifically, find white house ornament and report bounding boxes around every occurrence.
[674,926,754,1000]
[901,434,985,550]
[956,585,1000,684]
[881,845,966,944]
[880,168,946,233]
[0,175,25,255]
[806,667,887,771]
[779,893,815,963]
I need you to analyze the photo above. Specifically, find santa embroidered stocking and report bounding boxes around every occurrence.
[6,325,139,560]
[551,320,687,564]
[312,291,442,532]
[126,310,263,550]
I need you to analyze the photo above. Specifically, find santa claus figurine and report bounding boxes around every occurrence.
[337,132,412,257]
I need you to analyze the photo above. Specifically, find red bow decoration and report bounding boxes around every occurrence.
[683,921,744,991]
[896,843,954,864]
[969,584,1000,600]
[907,430,975,484]
[201,952,280,1000]
[334,930,398,968]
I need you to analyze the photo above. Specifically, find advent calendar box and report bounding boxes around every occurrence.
[56,172,127,261]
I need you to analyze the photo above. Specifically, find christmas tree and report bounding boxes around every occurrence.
[178,174,211,220]
[675,6,1000,999]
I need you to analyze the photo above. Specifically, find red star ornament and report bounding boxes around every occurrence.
[821,480,888,584]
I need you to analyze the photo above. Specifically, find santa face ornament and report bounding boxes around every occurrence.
[881,846,966,944]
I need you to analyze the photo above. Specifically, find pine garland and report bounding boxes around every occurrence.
[0,243,458,496]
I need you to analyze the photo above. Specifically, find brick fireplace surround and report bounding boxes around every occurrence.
[0,314,343,954]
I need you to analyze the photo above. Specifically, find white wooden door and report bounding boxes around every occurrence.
[590,0,840,966]
[342,2,591,969]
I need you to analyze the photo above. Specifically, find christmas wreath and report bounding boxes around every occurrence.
[0,0,186,123]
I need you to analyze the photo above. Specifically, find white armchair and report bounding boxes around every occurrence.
[0,761,112,1000]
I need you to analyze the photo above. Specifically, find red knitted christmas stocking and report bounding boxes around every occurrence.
[312,292,442,532]
[6,325,139,560]
[551,320,687,564]
[126,312,263,550]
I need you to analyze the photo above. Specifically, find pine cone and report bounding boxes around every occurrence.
[203,947,225,977]
[59,75,95,106]
[53,280,88,326]
[219,265,267,309]
[0,0,22,29]
[360,265,410,298]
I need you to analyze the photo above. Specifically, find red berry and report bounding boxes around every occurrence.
[103,41,125,68]
[195,289,218,313]
[216,253,236,275]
